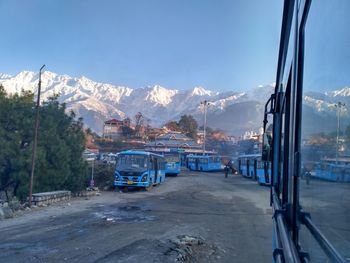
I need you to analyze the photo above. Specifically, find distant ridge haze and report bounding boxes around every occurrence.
[0,70,349,136]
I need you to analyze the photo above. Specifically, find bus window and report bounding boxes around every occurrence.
[199,158,208,164]
[117,154,148,170]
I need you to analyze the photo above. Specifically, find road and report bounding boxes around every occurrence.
[299,178,350,262]
[0,170,273,263]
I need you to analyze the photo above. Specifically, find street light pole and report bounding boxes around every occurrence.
[29,64,45,207]
[335,102,345,164]
[90,159,95,188]
[201,100,209,155]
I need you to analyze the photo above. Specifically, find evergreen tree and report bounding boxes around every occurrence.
[0,86,87,201]
[165,121,181,131]
[178,115,198,139]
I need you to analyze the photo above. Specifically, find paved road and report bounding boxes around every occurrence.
[0,171,272,263]
[299,178,350,262]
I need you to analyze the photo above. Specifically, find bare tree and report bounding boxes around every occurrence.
[134,112,144,137]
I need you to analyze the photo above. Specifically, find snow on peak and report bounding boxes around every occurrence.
[303,95,338,112]
[145,85,178,106]
[6,69,347,134]
[14,70,36,82]
[326,86,350,97]
[0,73,12,79]
[191,86,215,96]
[209,92,246,110]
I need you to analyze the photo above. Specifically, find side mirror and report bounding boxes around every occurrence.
[262,133,272,161]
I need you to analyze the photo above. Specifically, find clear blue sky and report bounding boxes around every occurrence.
[304,0,350,92]
[1,0,284,91]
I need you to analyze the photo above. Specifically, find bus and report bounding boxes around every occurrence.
[164,153,181,176]
[313,161,350,183]
[265,0,348,261]
[238,154,271,185]
[114,151,165,191]
[186,155,222,172]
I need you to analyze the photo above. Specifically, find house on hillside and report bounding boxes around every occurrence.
[103,118,132,140]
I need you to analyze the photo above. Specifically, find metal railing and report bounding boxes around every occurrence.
[301,213,347,263]
[272,188,301,263]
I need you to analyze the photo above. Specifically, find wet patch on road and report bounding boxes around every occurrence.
[93,204,156,223]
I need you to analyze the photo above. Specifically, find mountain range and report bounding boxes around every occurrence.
[0,71,349,136]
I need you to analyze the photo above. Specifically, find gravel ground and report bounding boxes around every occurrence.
[0,170,273,263]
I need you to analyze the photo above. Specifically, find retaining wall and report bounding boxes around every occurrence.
[32,190,71,206]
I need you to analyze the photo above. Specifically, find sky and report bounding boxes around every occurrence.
[303,0,350,92]
[0,0,285,91]
[0,1,348,92]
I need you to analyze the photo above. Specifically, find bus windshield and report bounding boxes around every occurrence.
[116,154,148,171]
[164,155,179,163]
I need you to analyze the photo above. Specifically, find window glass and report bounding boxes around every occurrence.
[165,155,180,163]
[117,154,148,170]
[199,158,208,164]
[300,1,350,259]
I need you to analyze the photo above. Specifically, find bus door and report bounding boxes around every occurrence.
[195,158,199,170]
[247,159,250,177]
[254,159,257,180]
[154,157,158,182]
[238,159,241,174]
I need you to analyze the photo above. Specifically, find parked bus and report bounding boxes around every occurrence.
[164,153,181,176]
[313,160,350,183]
[186,155,222,172]
[114,151,165,191]
[238,154,271,185]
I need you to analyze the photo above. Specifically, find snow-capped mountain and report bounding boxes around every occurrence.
[0,70,348,135]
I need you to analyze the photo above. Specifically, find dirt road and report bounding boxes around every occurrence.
[0,170,272,262]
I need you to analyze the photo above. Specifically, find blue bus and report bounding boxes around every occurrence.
[186,155,222,172]
[114,151,165,191]
[313,161,350,183]
[164,154,181,176]
[238,154,271,185]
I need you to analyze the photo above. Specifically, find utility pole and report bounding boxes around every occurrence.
[200,100,210,155]
[335,102,345,164]
[90,159,95,188]
[29,64,45,207]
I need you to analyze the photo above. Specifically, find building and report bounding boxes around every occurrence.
[145,131,216,155]
[102,119,124,140]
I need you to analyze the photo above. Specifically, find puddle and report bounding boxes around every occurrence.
[118,205,141,212]
[94,204,155,223]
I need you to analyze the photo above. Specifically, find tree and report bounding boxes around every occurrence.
[178,115,198,139]
[165,121,181,131]
[134,112,144,137]
[0,86,88,201]
[0,86,35,200]
[121,125,134,137]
